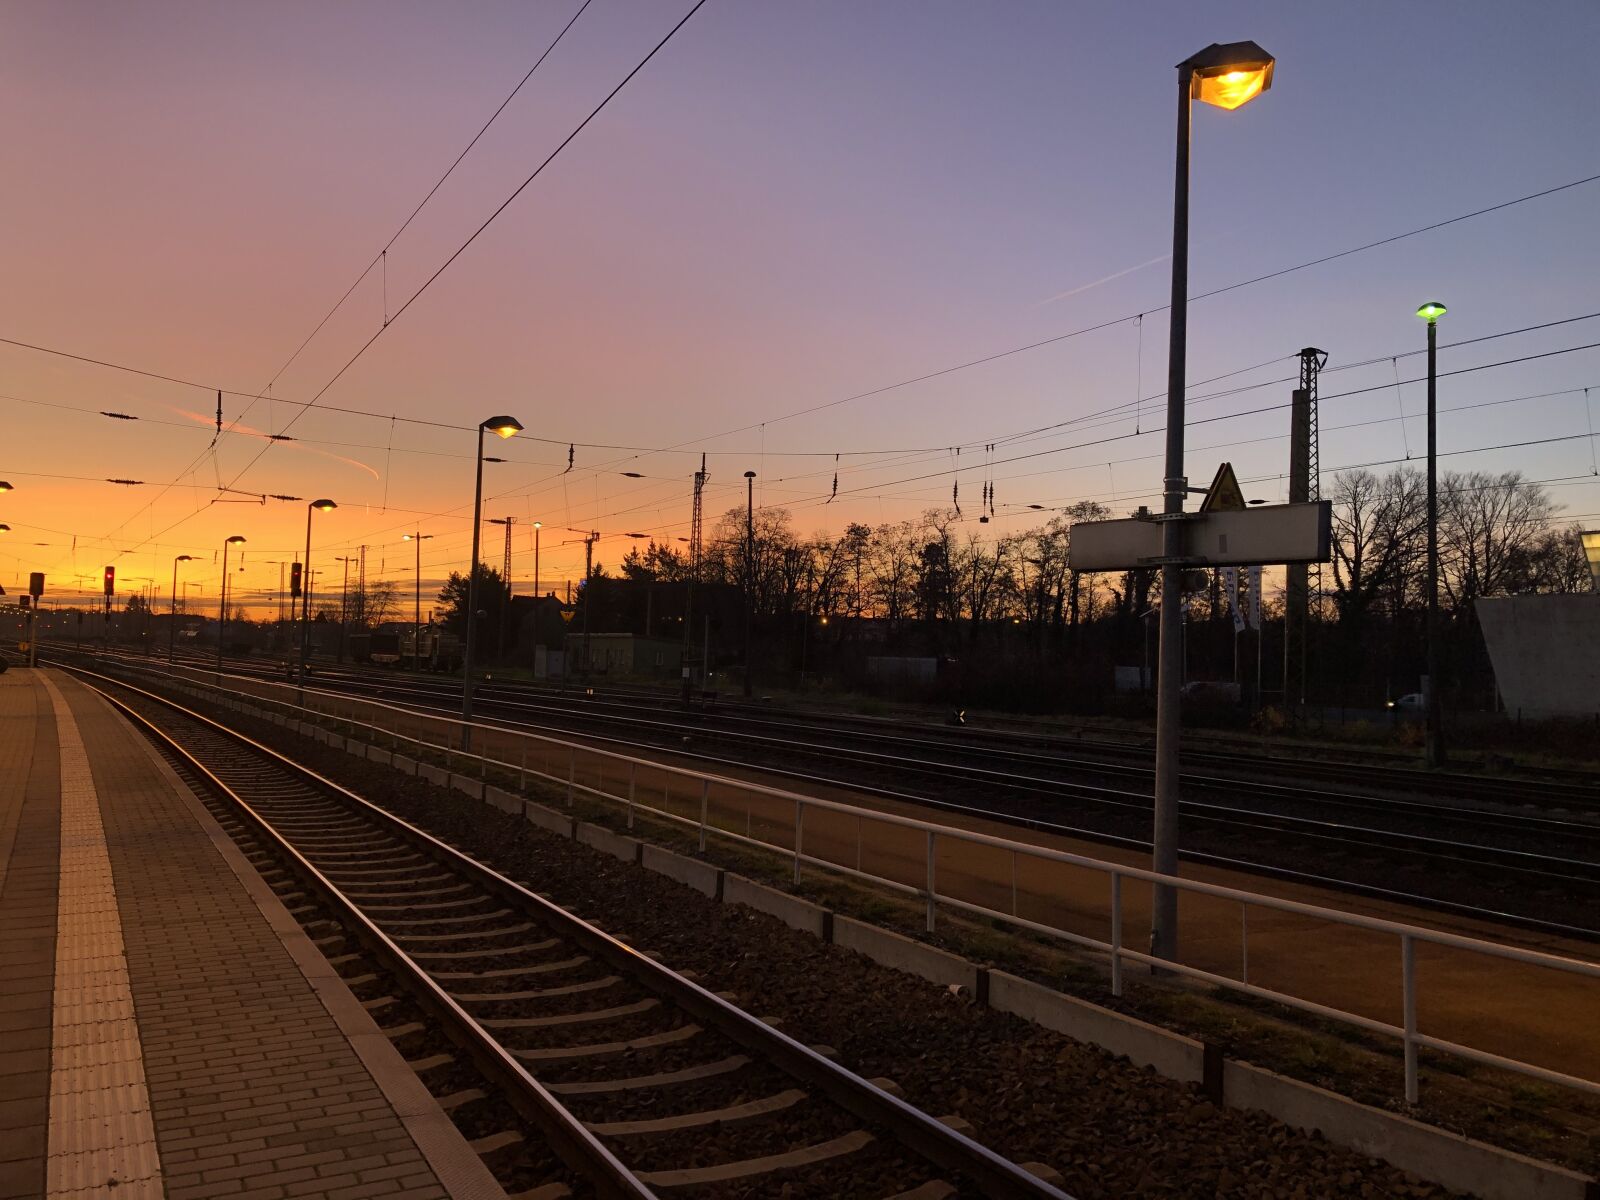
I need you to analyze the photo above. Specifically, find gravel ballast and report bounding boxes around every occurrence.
[242,717,1476,1200]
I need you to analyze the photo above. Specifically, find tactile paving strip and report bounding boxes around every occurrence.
[38,674,164,1198]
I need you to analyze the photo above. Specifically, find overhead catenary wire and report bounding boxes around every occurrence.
[73,0,709,572]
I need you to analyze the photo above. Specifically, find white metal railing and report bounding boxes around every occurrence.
[84,654,1600,1106]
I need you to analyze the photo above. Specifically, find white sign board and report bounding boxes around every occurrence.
[1068,501,1331,571]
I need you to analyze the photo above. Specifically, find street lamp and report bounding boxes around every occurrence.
[743,470,756,699]
[217,537,245,674]
[403,533,433,668]
[0,481,12,492]
[463,415,522,744]
[1417,301,1447,767]
[1150,40,1276,964]
[297,499,338,687]
[170,554,194,663]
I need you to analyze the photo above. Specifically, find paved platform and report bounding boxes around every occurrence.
[0,668,503,1200]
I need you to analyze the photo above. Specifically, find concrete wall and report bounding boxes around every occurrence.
[1478,594,1600,719]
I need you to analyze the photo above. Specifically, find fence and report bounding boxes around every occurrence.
[84,653,1600,1106]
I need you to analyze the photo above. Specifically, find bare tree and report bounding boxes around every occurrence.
[1438,471,1555,608]
[1329,468,1426,625]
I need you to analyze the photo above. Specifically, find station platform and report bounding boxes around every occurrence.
[0,668,502,1200]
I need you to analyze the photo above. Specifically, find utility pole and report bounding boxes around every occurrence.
[683,454,706,697]
[490,517,515,663]
[336,555,355,663]
[580,531,598,681]
[1284,347,1326,708]
[743,470,756,698]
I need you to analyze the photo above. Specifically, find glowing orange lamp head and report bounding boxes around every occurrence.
[1184,41,1275,111]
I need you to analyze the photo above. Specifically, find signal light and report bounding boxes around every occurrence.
[290,562,303,598]
[103,566,115,596]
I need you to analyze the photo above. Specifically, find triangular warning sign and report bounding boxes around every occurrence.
[1199,462,1247,513]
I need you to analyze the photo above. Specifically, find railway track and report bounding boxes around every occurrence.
[59,650,1600,937]
[84,668,1070,1200]
[82,645,1600,810]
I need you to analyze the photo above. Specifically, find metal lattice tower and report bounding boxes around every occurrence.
[500,516,515,587]
[1299,347,1327,502]
[1284,348,1328,707]
[683,454,707,675]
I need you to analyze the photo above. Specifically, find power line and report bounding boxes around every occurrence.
[74,0,709,575]
[243,0,595,409]
[670,172,1600,443]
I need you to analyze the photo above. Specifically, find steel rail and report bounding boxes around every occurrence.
[80,668,1073,1200]
[60,652,1600,939]
[89,681,655,1200]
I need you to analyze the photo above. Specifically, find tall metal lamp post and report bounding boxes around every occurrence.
[216,537,245,675]
[296,500,338,690]
[403,532,433,668]
[1151,41,1276,963]
[743,470,756,698]
[462,415,523,746]
[1417,301,1448,767]
[170,554,193,663]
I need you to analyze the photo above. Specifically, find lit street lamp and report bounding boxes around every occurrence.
[217,537,245,675]
[170,554,194,663]
[403,532,434,668]
[1151,41,1275,964]
[297,499,338,689]
[1417,301,1447,766]
[463,415,523,745]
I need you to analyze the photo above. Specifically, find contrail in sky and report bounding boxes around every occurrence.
[1039,252,1172,306]
[168,407,381,480]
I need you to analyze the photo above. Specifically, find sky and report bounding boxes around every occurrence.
[2,0,1598,616]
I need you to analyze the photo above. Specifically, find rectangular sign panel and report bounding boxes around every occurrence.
[1068,501,1331,571]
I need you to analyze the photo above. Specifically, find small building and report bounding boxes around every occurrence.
[565,633,684,678]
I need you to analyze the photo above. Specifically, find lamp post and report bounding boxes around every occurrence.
[1151,41,1275,964]
[169,554,193,663]
[462,416,523,745]
[217,536,245,675]
[1417,301,1448,767]
[297,500,338,690]
[743,470,756,698]
[403,533,433,668]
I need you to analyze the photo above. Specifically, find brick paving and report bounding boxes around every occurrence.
[0,672,59,1200]
[0,669,501,1200]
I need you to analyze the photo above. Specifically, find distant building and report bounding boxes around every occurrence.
[564,632,683,678]
[1477,594,1600,718]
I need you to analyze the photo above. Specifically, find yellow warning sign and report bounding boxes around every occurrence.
[1199,462,1247,513]
[559,609,576,624]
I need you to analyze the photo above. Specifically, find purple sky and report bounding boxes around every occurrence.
[3,1,1597,611]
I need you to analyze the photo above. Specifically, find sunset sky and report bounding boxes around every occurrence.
[3,1,1598,616]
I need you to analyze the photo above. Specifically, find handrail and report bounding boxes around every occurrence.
[75,652,1600,1106]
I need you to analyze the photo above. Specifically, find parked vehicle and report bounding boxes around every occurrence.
[369,631,402,666]
[1388,692,1425,712]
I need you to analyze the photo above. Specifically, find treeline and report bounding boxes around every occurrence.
[598,468,1585,710]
